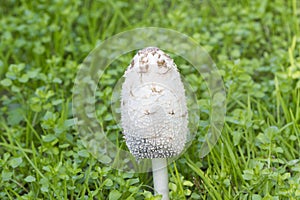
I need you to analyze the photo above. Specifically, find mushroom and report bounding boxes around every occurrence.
[121,47,188,200]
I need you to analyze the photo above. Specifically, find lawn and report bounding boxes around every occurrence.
[0,0,299,199]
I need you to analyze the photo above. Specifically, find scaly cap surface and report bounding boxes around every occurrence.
[121,47,188,159]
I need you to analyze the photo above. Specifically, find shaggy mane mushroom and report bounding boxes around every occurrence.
[121,47,188,200]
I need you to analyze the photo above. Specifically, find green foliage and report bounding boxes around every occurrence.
[1,0,300,199]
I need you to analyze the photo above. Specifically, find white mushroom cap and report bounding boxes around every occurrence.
[121,47,188,159]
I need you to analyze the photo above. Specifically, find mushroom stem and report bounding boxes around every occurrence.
[152,158,169,200]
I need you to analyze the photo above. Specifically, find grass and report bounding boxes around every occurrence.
[0,0,300,199]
